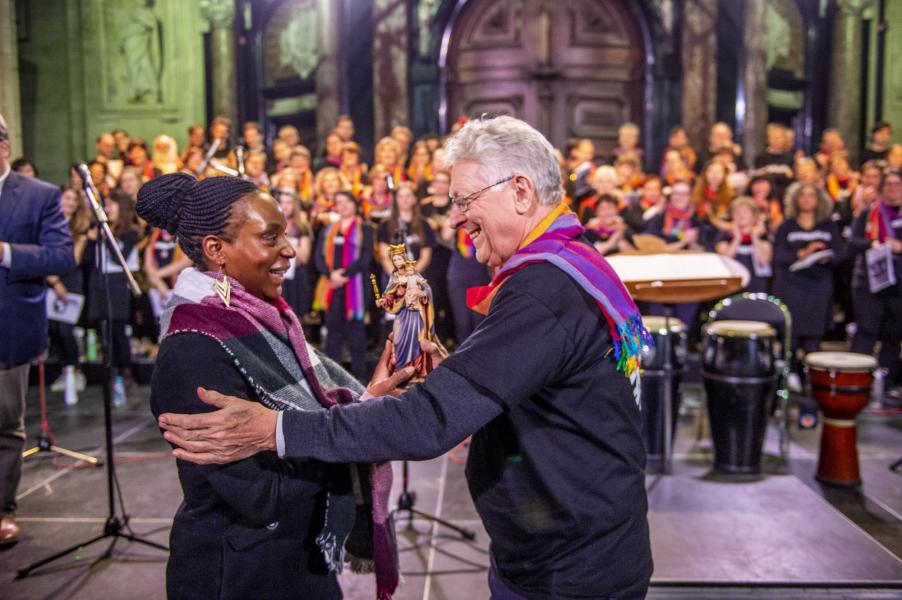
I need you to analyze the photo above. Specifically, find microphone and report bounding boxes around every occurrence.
[75,162,93,190]
[235,139,246,178]
[75,162,108,225]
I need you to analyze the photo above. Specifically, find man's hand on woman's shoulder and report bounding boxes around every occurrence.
[159,387,278,465]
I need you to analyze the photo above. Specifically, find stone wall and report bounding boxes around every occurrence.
[17,0,206,184]
[880,0,902,143]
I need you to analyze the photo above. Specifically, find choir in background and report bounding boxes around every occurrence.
[12,116,902,409]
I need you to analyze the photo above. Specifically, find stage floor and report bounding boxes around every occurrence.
[1,382,900,600]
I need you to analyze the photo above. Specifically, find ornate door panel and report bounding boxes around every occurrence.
[447,0,645,155]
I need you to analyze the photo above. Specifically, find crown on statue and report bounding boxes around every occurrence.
[388,243,408,257]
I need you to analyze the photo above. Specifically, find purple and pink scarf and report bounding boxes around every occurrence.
[466,205,651,400]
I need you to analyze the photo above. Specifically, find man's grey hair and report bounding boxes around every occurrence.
[0,113,8,142]
[443,115,563,206]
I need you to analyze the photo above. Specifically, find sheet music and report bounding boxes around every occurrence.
[46,292,85,325]
[788,249,834,272]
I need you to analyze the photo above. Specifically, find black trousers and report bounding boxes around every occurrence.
[49,321,80,366]
[325,289,368,382]
[99,319,132,371]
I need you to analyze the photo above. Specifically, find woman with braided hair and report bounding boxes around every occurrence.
[136,173,401,600]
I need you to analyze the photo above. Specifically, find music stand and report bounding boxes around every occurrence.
[607,252,749,473]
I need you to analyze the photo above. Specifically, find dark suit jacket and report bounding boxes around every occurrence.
[151,333,343,600]
[0,171,74,366]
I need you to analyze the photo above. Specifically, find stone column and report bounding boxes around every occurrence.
[200,0,238,126]
[741,0,768,164]
[0,0,23,157]
[828,0,872,159]
[316,0,342,146]
[373,0,409,140]
[680,0,718,154]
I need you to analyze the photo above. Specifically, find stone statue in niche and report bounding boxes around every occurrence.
[109,0,164,105]
[279,0,318,80]
[765,0,804,77]
[416,0,440,58]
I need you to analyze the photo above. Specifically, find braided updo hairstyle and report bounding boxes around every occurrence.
[136,173,260,266]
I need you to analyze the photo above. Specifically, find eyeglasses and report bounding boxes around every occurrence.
[450,175,514,212]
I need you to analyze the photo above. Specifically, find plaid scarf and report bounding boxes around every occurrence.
[313,217,365,320]
[161,268,398,599]
[466,204,651,403]
[867,201,900,243]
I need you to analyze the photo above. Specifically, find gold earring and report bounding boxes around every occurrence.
[213,264,231,307]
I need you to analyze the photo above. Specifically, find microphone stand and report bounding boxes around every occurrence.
[196,137,221,176]
[235,140,246,179]
[22,358,101,467]
[199,137,243,178]
[17,164,167,579]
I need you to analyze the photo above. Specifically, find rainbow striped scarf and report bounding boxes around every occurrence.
[867,201,900,243]
[313,217,365,320]
[466,204,651,399]
[456,227,475,259]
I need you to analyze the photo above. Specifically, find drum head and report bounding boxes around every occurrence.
[642,315,686,334]
[804,351,877,371]
[707,320,776,338]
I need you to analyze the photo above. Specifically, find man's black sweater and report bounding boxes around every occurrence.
[283,262,652,599]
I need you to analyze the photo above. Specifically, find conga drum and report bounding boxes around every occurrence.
[702,320,779,474]
[639,316,687,471]
[804,352,876,487]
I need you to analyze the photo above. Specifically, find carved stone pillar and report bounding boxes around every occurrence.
[316,0,341,145]
[0,0,23,157]
[373,0,409,139]
[680,0,718,153]
[828,0,872,159]
[200,0,237,126]
[741,0,768,163]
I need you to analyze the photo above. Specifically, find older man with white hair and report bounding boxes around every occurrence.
[159,116,653,598]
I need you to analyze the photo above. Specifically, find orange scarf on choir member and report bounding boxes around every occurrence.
[407,163,431,186]
[298,170,314,203]
[826,174,856,201]
[342,165,365,197]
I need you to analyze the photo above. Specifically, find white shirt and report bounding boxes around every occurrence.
[0,164,11,268]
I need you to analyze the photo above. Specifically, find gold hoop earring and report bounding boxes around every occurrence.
[213,264,231,307]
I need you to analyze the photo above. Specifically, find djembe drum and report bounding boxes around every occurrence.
[804,352,877,487]
[639,316,687,470]
[702,320,779,474]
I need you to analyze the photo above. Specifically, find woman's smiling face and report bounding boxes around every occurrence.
[219,193,296,301]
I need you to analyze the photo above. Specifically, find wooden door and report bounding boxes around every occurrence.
[447,0,645,156]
